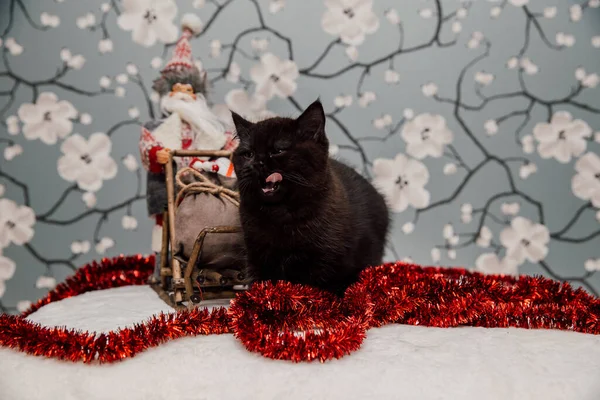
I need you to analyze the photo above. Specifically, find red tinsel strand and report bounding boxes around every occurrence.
[1,257,599,364]
[22,254,155,317]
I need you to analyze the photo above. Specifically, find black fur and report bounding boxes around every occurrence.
[231,100,390,295]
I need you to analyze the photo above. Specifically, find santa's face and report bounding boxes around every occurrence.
[169,83,196,102]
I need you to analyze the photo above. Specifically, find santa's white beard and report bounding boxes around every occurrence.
[160,93,226,151]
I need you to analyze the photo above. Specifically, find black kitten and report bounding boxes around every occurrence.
[231,100,390,295]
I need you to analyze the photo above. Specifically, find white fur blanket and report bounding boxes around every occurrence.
[1,286,599,400]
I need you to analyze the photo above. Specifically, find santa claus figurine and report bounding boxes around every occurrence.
[139,15,237,281]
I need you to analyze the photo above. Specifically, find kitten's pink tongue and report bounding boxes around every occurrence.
[266,173,283,184]
[263,173,283,193]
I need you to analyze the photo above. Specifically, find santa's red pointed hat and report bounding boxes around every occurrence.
[153,13,206,96]
[161,14,203,74]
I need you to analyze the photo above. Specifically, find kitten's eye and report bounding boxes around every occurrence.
[242,151,254,159]
[270,149,285,157]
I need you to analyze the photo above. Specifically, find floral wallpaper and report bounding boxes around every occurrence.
[0,0,599,314]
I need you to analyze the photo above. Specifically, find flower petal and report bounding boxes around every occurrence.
[153,20,178,43]
[87,133,112,156]
[372,158,397,178]
[0,256,16,281]
[17,103,42,124]
[407,186,430,209]
[60,134,88,156]
[57,156,83,182]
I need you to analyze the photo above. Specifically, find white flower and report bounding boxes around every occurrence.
[443,223,454,240]
[443,163,457,175]
[334,95,353,108]
[193,0,205,8]
[461,203,473,224]
[401,113,453,159]
[99,76,112,89]
[67,54,86,70]
[95,237,115,254]
[122,215,138,230]
[556,33,575,48]
[501,202,520,216]
[571,152,600,207]
[17,92,77,145]
[76,12,96,29]
[128,107,140,119]
[593,36,600,48]
[521,134,534,154]
[476,226,493,247]
[71,240,91,254]
[321,0,379,46]
[520,57,538,75]
[16,300,32,313]
[98,39,114,54]
[57,133,118,192]
[82,192,97,208]
[226,62,241,83]
[0,255,16,298]
[345,45,359,61]
[210,40,222,58]
[452,21,462,34]
[6,115,20,135]
[0,199,35,247]
[590,0,600,8]
[447,249,457,260]
[467,32,483,49]
[570,4,582,22]
[225,89,276,122]
[490,6,502,18]
[358,91,376,107]
[575,68,599,89]
[384,69,400,84]
[419,8,433,19]
[519,163,537,179]
[584,259,600,272]
[36,276,57,290]
[385,8,400,24]
[269,0,285,13]
[543,7,557,18]
[117,0,178,47]
[126,63,139,75]
[372,154,430,213]
[402,222,415,234]
[251,38,269,52]
[40,12,60,28]
[4,144,23,161]
[484,119,498,135]
[403,108,414,120]
[250,53,298,100]
[151,57,163,69]
[506,56,519,69]
[373,114,392,129]
[122,154,139,171]
[500,217,549,264]
[79,113,92,125]
[456,8,468,18]
[115,87,126,97]
[101,3,112,13]
[5,38,23,55]
[116,73,129,84]
[150,91,160,103]
[474,71,494,86]
[475,253,518,276]
[508,0,528,6]
[421,82,438,97]
[329,144,339,156]
[60,48,72,63]
[533,111,591,163]
[431,248,441,263]
[575,67,586,81]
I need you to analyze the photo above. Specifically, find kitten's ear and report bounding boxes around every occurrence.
[231,111,253,140]
[297,99,326,141]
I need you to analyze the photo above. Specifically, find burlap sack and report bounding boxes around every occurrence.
[174,170,246,270]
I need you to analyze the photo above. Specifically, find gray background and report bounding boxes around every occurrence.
[0,0,599,312]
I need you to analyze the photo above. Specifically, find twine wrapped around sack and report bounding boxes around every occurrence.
[175,167,240,207]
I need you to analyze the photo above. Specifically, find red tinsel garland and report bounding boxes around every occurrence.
[0,255,598,364]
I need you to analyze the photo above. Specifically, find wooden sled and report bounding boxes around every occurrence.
[150,149,249,310]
